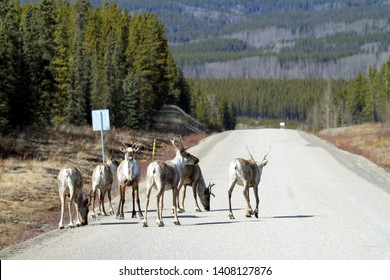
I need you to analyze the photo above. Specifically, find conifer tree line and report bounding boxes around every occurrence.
[189,56,390,131]
[307,59,390,131]
[0,0,190,133]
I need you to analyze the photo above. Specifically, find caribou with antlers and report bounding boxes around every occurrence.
[227,146,270,219]
[178,164,215,212]
[143,137,199,227]
[116,141,143,220]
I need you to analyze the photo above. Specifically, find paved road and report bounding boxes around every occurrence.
[1,129,390,260]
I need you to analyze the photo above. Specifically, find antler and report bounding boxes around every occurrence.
[263,146,271,160]
[131,141,142,153]
[208,182,216,198]
[121,139,142,153]
[246,145,255,161]
[170,137,179,149]
[171,136,188,150]
[121,140,128,149]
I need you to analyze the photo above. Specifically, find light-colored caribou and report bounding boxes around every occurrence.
[116,142,143,220]
[90,157,117,218]
[227,147,270,219]
[58,166,89,229]
[178,164,214,212]
[143,137,199,227]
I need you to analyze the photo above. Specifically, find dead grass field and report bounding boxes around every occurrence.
[0,125,206,251]
[319,123,390,172]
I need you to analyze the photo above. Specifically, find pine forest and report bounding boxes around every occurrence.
[1,0,390,135]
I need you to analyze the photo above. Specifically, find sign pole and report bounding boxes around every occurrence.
[92,109,110,164]
[100,112,105,163]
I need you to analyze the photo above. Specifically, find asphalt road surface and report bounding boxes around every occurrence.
[1,129,390,260]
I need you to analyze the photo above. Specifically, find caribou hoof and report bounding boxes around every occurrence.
[142,220,148,227]
[254,211,259,218]
[195,208,202,212]
[173,220,181,226]
[138,214,144,220]
[58,225,64,230]
[228,214,235,220]
[91,213,97,218]
[109,210,114,215]
[178,208,185,213]
[157,220,164,227]
[245,213,252,218]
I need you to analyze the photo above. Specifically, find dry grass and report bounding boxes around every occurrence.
[0,125,206,251]
[319,123,390,172]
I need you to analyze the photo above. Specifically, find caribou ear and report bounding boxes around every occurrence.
[260,159,268,167]
[84,198,89,207]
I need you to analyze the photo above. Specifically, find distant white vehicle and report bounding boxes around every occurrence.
[280,122,286,128]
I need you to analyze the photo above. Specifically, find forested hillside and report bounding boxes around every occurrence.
[0,0,189,133]
[2,0,389,134]
[96,0,390,79]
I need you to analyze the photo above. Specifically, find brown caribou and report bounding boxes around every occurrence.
[116,142,143,220]
[227,147,270,219]
[143,137,199,227]
[58,166,89,229]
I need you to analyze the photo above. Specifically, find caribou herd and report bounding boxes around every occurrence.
[57,137,270,229]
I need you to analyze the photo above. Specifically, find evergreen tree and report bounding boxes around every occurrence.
[85,7,104,111]
[116,72,140,129]
[0,1,13,132]
[377,62,390,121]
[127,13,169,129]
[34,0,57,125]
[111,11,130,125]
[52,0,72,124]
[66,0,91,125]
[346,72,366,124]
[0,30,10,132]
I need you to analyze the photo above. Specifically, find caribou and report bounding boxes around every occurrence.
[227,147,270,219]
[58,166,89,229]
[116,142,143,220]
[90,157,117,218]
[178,164,215,212]
[143,137,199,227]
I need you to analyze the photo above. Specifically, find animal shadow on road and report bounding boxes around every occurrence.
[90,221,140,226]
[265,215,315,219]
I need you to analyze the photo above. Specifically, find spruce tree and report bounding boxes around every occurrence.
[66,0,91,125]
[34,0,57,125]
[116,72,140,129]
[52,0,72,124]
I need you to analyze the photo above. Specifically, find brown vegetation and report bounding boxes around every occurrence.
[0,125,206,251]
[319,123,390,172]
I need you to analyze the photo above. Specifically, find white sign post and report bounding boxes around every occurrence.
[92,109,110,163]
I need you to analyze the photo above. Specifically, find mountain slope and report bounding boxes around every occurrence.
[97,0,390,79]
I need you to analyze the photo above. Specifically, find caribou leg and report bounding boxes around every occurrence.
[228,179,237,219]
